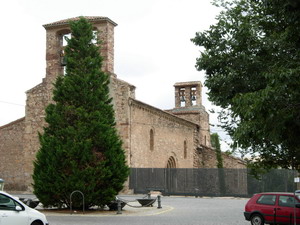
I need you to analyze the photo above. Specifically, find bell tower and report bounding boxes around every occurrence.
[174,81,202,108]
[169,81,211,147]
[23,17,118,191]
[42,16,117,85]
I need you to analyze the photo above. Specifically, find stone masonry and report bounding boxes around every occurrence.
[0,16,245,192]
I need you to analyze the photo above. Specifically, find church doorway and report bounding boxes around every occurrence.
[166,156,176,168]
[166,156,177,194]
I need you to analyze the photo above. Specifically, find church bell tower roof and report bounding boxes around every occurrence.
[43,16,118,29]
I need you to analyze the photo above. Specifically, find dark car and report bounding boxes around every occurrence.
[244,192,300,225]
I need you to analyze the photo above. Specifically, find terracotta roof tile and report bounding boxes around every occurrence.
[43,16,117,28]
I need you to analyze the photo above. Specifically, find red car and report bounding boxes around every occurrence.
[244,192,300,225]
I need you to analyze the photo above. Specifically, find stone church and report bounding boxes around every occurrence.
[0,16,245,192]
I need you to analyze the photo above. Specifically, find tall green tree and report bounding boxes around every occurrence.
[211,133,223,168]
[33,17,129,209]
[192,0,300,171]
[211,133,226,195]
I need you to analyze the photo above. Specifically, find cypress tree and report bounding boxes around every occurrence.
[211,133,225,195]
[210,133,223,169]
[33,17,129,209]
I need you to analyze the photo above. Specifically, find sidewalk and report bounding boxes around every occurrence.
[41,204,171,217]
[14,194,172,217]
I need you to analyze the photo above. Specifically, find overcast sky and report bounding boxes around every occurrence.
[0,0,232,150]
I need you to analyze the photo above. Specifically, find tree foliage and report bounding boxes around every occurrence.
[33,17,129,208]
[192,0,300,171]
[211,133,223,168]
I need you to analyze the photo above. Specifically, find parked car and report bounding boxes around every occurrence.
[244,192,300,225]
[0,191,49,225]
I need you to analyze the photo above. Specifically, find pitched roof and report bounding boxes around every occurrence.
[43,16,117,28]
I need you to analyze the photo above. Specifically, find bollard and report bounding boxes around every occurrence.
[0,179,4,191]
[117,199,122,214]
[157,195,162,209]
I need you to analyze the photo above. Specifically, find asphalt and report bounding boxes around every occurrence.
[43,196,250,225]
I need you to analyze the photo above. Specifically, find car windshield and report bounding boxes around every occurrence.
[0,194,22,210]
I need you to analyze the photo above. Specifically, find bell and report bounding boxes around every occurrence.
[60,49,66,66]
[191,95,196,101]
[60,56,66,66]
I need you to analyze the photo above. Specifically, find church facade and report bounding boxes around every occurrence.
[0,17,245,192]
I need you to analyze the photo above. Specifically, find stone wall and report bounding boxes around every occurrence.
[222,154,246,169]
[0,118,26,191]
[129,99,197,168]
[23,83,52,191]
[170,108,211,147]
[196,145,245,169]
[109,75,135,165]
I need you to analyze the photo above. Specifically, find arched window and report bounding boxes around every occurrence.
[167,156,176,168]
[91,30,98,44]
[58,30,71,71]
[179,88,186,107]
[184,140,187,159]
[62,33,71,47]
[150,129,154,151]
[191,87,197,106]
[58,29,98,70]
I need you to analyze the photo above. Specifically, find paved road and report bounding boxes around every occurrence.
[43,195,251,225]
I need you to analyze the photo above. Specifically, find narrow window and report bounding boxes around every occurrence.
[179,88,185,107]
[60,33,71,70]
[62,33,71,46]
[92,30,98,44]
[184,140,187,159]
[150,129,154,151]
[191,87,197,106]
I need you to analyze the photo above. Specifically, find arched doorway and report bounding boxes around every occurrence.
[167,156,176,168]
[166,156,177,194]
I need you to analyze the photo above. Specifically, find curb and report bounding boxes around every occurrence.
[40,205,173,217]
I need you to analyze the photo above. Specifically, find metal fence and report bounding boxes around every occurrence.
[247,169,295,195]
[129,168,296,197]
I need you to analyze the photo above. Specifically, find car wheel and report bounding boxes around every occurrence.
[251,214,264,225]
[31,221,43,225]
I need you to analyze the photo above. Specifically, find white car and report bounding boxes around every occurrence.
[0,191,49,225]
